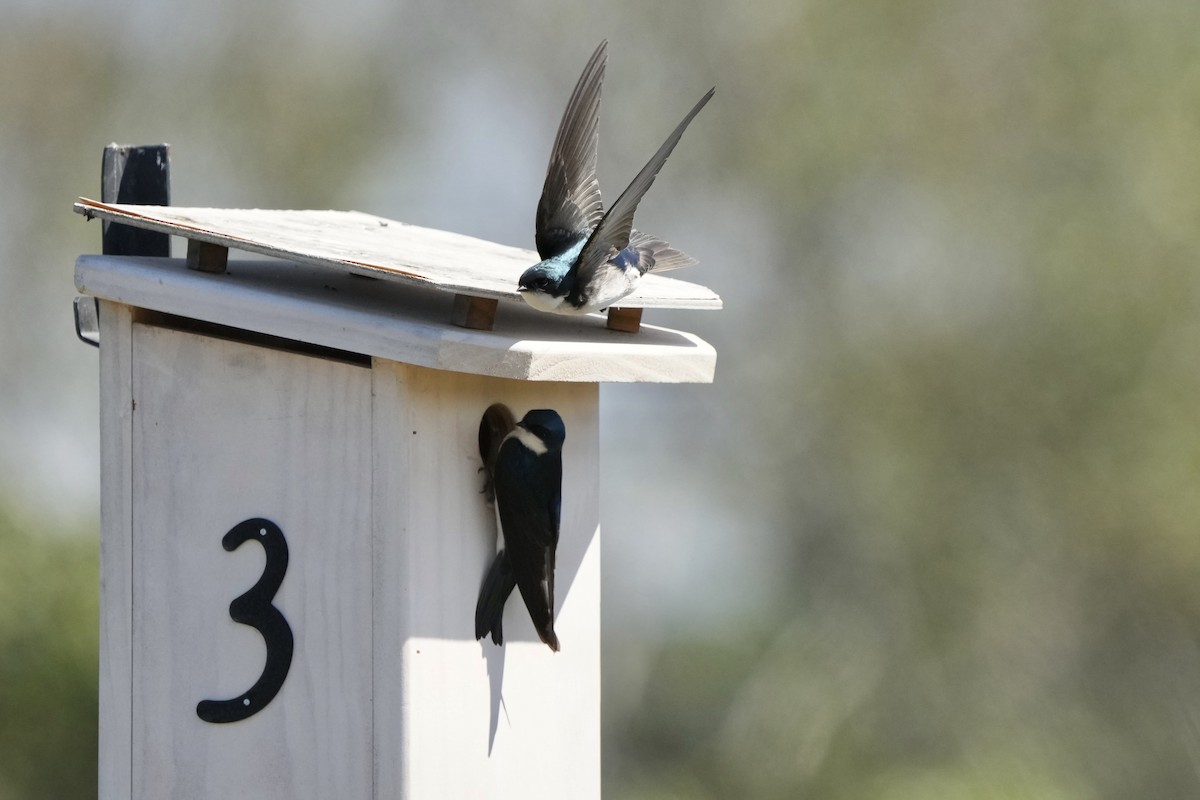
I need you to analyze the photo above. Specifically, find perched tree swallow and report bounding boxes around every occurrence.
[518,40,715,315]
[475,406,566,652]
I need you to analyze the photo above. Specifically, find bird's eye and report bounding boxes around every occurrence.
[535,277,551,291]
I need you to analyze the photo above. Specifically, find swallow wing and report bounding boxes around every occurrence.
[535,41,607,261]
[574,87,714,287]
[493,436,562,650]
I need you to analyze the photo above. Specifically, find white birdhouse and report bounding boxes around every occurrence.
[74,172,718,799]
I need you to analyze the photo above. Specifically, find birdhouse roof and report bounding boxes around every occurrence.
[73,200,719,383]
[74,200,721,310]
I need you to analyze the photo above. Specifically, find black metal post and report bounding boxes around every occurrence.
[101,144,171,256]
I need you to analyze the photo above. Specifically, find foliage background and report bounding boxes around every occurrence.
[3,0,1200,797]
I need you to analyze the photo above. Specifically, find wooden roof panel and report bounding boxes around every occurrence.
[74,199,722,310]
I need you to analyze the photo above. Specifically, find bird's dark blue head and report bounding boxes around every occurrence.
[518,258,574,312]
[518,409,566,451]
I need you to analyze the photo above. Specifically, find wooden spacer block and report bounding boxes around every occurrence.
[186,239,229,274]
[451,294,498,331]
[606,306,643,333]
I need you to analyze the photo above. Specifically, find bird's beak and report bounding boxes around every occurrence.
[516,285,528,293]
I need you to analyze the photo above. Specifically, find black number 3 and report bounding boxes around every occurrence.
[197,518,294,724]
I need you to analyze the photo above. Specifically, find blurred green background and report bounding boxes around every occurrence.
[4,0,1200,797]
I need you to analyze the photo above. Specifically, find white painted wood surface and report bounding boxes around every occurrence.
[130,323,374,799]
[98,301,134,800]
[73,199,722,310]
[99,310,602,798]
[76,255,717,384]
[372,363,600,799]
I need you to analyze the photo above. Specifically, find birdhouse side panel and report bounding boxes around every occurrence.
[371,360,601,799]
[99,302,136,800]
[128,323,374,800]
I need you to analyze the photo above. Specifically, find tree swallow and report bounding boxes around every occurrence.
[518,40,715,315]
[475,407,566,652]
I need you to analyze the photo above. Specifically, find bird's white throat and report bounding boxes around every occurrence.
[506,426,549,455]
[519,289,567,313]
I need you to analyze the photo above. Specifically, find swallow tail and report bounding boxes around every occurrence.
[624,229,698,274]
[475,552,517,645]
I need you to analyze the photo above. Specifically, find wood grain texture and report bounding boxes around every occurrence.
[76,255,717,384]
[98,301,135,800]
[99,316,604,797]
[129,324,373,799]
[73,199,722,310]
[372,362,601,799]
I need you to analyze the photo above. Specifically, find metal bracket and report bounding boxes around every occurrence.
[73,296,100,348]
